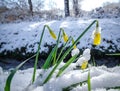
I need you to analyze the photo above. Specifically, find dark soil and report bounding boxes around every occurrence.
[0,58,45,70]
[0,56,119,70]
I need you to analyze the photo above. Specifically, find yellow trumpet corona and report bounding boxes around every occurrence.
[81,61,88,70]
[93,31,101,45]
[93,27,101,45]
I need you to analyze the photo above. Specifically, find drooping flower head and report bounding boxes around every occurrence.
[92,20,101,45]
[46,25,57,40]
[81,61,88,70]
[76,48,91,70]
[49,28,57,40]
[62,29,68,42]
[72,38,77,49]
[71,37,79,56]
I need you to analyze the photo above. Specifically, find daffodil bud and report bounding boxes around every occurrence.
[45,25,57,40]
[72,38,77,49]
[48,28,57,40]
[62,30,68,42]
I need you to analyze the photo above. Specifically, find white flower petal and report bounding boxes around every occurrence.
[71,48,80,56]
[83,48,90,55]
[76,57,86,66]
[83,48,91,61]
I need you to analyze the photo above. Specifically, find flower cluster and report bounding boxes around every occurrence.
[66,20,101,70]
[71,48,91,69]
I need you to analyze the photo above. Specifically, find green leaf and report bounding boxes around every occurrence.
[63,80,87,91]
[32,25,46,83]
[106,53,120,56]
[56,36,72,63]
[4,54,36,91]
[52,28,62,65]
[57,54,78,77]
[42,46,57,69]
[87,70,91,91]
[32,25,61,83]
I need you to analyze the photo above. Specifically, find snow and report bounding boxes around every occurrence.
[0,18,120,55]
[0,65,120,91]
[0,17,120,91]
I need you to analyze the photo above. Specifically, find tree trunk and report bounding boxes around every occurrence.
[28,0,33,16]
[73,0,79,17]
[64,0,70,17]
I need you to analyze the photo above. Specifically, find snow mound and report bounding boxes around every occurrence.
[0,66,120,91]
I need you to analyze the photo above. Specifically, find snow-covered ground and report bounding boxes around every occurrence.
[0,65,120,91]
[0,17,120,58]
[0,17,120,91]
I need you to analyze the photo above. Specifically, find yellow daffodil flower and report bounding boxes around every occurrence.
[72,38,77,49]
[93,27,101,45]
[81,61,88,70]
[92,20,101,45]
[62,30,68,42]
[49,29,57,40]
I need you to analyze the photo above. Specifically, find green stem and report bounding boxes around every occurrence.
[52,28,62,65]
[96,20,99,28]
[42,46,56,69]
[56,54,78,77]
[32,25,58,83]
[56,36,72,63]
[4,54,36,91]
[87,70,91,91]
[32,25,46,83]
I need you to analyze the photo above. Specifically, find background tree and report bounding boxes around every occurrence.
[28,0,33,15]
[35,0,44,11]
[64,0,70,17]
[73,0,79,17]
